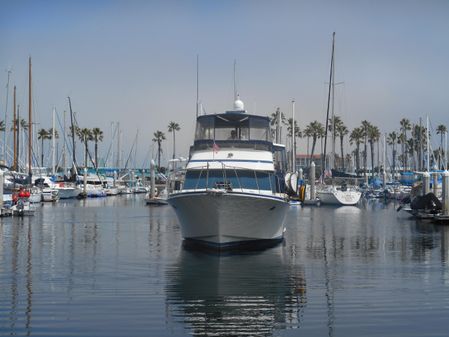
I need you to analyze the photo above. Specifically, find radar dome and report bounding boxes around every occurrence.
[233,97,245,111]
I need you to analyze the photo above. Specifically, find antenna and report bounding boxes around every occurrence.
[233,59,237,100]
[196,54,199,118]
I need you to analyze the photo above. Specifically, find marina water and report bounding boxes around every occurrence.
[1,196,448,336]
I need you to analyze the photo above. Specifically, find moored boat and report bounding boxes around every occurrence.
[168,98,289,248]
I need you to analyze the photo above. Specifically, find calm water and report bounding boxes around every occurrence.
[1,196,448,337]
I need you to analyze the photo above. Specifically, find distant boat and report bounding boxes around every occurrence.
[168,97,289,248]
[145,188,168,205]
[316,184,361,206]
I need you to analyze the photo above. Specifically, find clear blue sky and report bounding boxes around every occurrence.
[1,0,448,166]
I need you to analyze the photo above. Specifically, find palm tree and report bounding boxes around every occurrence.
[78,128,93,167]
[152,130,166,169]
[398,133,406,171]
[333,117,348,171]
[436,124,447,169]
[367,125,380,177]
[167,121,180,160]
[361,120,371,178]
[91,127,104,168]
[304,121,324,165]
[399,118,411,171]
[349,127,364,175]
[37,128,50,167]
[387,131,398,179]
[287,118,301,170]
[0,120,5,132]
[270,107,286,143]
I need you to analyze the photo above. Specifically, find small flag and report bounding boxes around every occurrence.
[213,142,220,153]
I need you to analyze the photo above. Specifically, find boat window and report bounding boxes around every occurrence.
[183,169,276,192]
[195,117,214,140]
[249,118,269,141]
[213,117,250,141]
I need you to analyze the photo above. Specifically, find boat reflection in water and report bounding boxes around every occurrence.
[165,245,306,336]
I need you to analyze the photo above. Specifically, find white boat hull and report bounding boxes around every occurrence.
[317,188,361,206]
[56,187,80,199]
[168,191,289,246]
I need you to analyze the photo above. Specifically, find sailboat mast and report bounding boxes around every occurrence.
[3,69,11,163]
[68,96,77,176]
[292,100,296,172]
[13,86,16,171]
[52,107,56,175]
[28,57,32,180]
[62,110,66,173]
[331,34,336,170]
[323,32,335,174]
[426,115,430,172]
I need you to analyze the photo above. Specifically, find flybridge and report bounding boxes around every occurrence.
[194,112,271,143]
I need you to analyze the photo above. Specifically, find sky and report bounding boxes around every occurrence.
[1,0,448,167]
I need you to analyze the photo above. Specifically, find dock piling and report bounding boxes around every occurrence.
[443,171,449,216]
[0,170,3,210]
[433,172,439,196]
[310,162,316,200]
[422,172,430,196]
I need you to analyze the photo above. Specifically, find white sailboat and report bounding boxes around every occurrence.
[316,32,361,206]
[168,97,289,248]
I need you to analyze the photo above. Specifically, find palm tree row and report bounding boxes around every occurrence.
[269,107,449,176]
[150,121,182,171]
[69,126,104,168]
[37,128,59,167]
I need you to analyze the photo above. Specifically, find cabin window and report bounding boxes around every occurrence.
[183,169,276,192]
[195,117,214,140]
[249,118,269,141]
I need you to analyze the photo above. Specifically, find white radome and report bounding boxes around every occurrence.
[234,99,244,111]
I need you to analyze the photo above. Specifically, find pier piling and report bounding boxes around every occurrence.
[310,162,316,200]
[422,172,430,196]
[443,171,449,216]
[0,170,3,209]
[433,173,439,196]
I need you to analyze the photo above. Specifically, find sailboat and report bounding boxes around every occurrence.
[316,33,361,206]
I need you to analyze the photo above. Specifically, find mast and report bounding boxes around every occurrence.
[196,55,199,118]
[28,57,32,180]
[426,115,430,172]
[13,86,16,170]
[323,32,335,174]
[233,59,237,100]
[52,107,56,175]
[68,96,77,178]
[16,104,20,171]
[3,69,11,163]
[62,110,66,174]
[292,100,296,172]
[331,34,336,171]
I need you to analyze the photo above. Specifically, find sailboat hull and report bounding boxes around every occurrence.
[317,188,361,206]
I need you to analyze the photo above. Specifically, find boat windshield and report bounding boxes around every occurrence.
[183,169,282,193]
[195,113,270,142]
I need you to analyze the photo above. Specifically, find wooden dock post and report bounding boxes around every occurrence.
[422,172,430,196]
